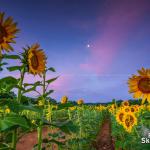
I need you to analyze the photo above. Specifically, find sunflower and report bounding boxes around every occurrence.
[52,105,58,110]
[134,105,140,112]
[77,99,84,105]
[61,96,68,104]
[5,108,10,114]
[0,12,19,55]
[122,100,129,107]
[69,106,76,111]
[128,68,150,104]
[122,112,137,133]
[108,104,116,114]
[122,106,130,113]
[38,99,44,106]
[130,106,135,113]
[116,109,125,125]
[27,44,46,75]
[95,105,106,111]
[31,120,36,125]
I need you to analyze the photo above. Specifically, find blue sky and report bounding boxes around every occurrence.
[0,0,150,102]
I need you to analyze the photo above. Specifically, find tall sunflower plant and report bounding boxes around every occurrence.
[20,44,77,150]
[1,43,59,148]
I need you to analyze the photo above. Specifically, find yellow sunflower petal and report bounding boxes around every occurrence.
[27,43,46,75]
[147,94,150,103]
[3,16,13,27]
[0,12,19,53]
[133,91,142,99]
[128,68,150,104]
[142,94,148,104]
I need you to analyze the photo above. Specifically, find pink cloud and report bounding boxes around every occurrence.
[50,74,72,92]
[80,0,149,74]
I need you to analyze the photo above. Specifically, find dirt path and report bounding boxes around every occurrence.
[16,127,65,150]
[94,119,115,150]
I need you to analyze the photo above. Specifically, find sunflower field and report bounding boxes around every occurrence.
[0,12,150,150]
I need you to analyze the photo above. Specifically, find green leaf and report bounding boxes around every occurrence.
[0,62,8,67]
[3,54,21,60]
[0,99,42,114]
[47,67,56,72]
[0,76,18,85]
[24,81,42,87]
[14,85,25,91]
[46,77,58,84]
[48,132,60,139]
[7,66,22,72]
[23,81,43,94]
[22,86,36,94]
[57,102,74,110]
[0,76,18,92]
[43,139,65,146]
[52,121,78,134]
[23,83,33,87]
[0,143,11,150]
[0,67,3,72]
[0,114,29,131]
[19,105,42,113]
[43,90,54,98]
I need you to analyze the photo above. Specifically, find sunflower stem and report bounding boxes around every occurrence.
[43,71,46,95]
[11,67,25,149]
[38,70,46,150]
[17,67,25,103]
[38,121,43,150]
[12,129,17,150]
[0,53,3,71]
[134,126,140,138]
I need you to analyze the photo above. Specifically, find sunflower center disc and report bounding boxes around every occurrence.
[129,116,134,126]
[31,54,39,69]
[0,25,7,43]
[131,107,135,112]
[125,118,130,127]
[119,113,124,122]
[138,78,150,93]
[124,102,129,106]
[124,108,130,112]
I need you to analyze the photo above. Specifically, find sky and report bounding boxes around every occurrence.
[0,0,150,102]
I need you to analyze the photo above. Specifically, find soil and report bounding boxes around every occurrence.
[17,119,115,150]
[16,127,65,150]
[94,119,115,150]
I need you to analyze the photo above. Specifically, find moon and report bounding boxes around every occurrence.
[86,44,90,48]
